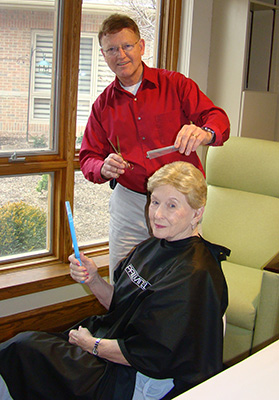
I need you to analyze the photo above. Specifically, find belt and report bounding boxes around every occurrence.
[113,180,147,196]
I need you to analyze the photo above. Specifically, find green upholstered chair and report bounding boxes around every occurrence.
[202,136,279,365]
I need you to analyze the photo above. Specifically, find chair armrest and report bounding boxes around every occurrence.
[253,269,279,349]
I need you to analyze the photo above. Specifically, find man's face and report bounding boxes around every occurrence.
[101,28,145,86]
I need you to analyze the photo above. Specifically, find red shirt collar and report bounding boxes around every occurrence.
[113,62,158,92]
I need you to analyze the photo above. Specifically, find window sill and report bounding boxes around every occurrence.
[0,250,109,301]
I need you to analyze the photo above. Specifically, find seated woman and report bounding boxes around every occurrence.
[0,161,229,400]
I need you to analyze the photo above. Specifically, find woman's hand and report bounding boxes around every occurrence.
[68,326,94,353]
[68,252,98,285]
[69,327,131,366]
[68,253,114,310]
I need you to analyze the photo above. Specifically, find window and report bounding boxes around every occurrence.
[0,173,53,262]
[76,34,114,143]
[30,32,112,127]
[32,32,53,123]
[73,172,111,245]
[0,0,61,265]
[0,0,180,272]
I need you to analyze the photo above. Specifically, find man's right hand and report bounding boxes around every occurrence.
[101,153,127,180]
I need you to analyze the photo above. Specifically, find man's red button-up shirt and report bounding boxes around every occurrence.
[79,63,230,193]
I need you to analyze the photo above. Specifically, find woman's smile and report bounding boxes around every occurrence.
[154,223,166,229]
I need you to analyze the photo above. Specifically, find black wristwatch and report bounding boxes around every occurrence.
[92,338,102,356]
[202,127,216,144]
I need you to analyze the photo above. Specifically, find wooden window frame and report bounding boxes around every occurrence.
[157,0,182,71]
[0,0,182,301]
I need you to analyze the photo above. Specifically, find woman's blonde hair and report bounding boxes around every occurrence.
[147,161,207,209]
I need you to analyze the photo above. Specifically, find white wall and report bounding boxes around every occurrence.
[207,0,250,137]
[206,0,279,141]
[178,0,213,165]
[178,0,213,93]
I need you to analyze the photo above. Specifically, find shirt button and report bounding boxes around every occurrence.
[138,117,141,120]
[142,137,145,140]
[134,98,137,101]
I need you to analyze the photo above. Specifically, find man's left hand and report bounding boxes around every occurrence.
[174,124,212,156]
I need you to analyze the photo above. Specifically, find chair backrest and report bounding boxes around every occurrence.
[202,137,279,269]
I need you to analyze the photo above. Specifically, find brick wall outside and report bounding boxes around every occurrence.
[0,8,54,148]
[0,6,154,150]
[0,8,111,149]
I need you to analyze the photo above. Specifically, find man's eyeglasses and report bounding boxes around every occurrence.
[102,40,140,57]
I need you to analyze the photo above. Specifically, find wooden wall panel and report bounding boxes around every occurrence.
[0,295,107,343]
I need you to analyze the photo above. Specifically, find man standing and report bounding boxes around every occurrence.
[79,14,230,281]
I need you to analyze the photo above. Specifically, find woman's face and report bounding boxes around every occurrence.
[149,184,203,241]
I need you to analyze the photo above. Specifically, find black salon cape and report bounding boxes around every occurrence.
[0,236,229,400]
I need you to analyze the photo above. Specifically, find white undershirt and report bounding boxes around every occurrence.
[120,80,142,95]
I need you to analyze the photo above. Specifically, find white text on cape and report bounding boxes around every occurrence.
[125,264,151,290]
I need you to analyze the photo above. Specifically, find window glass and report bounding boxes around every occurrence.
[74,171,111,245]
[0,0,61,266]
[0,173,53,263]
[0,1,58,154]
[76,35,100,126]
[75,33,115,147]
